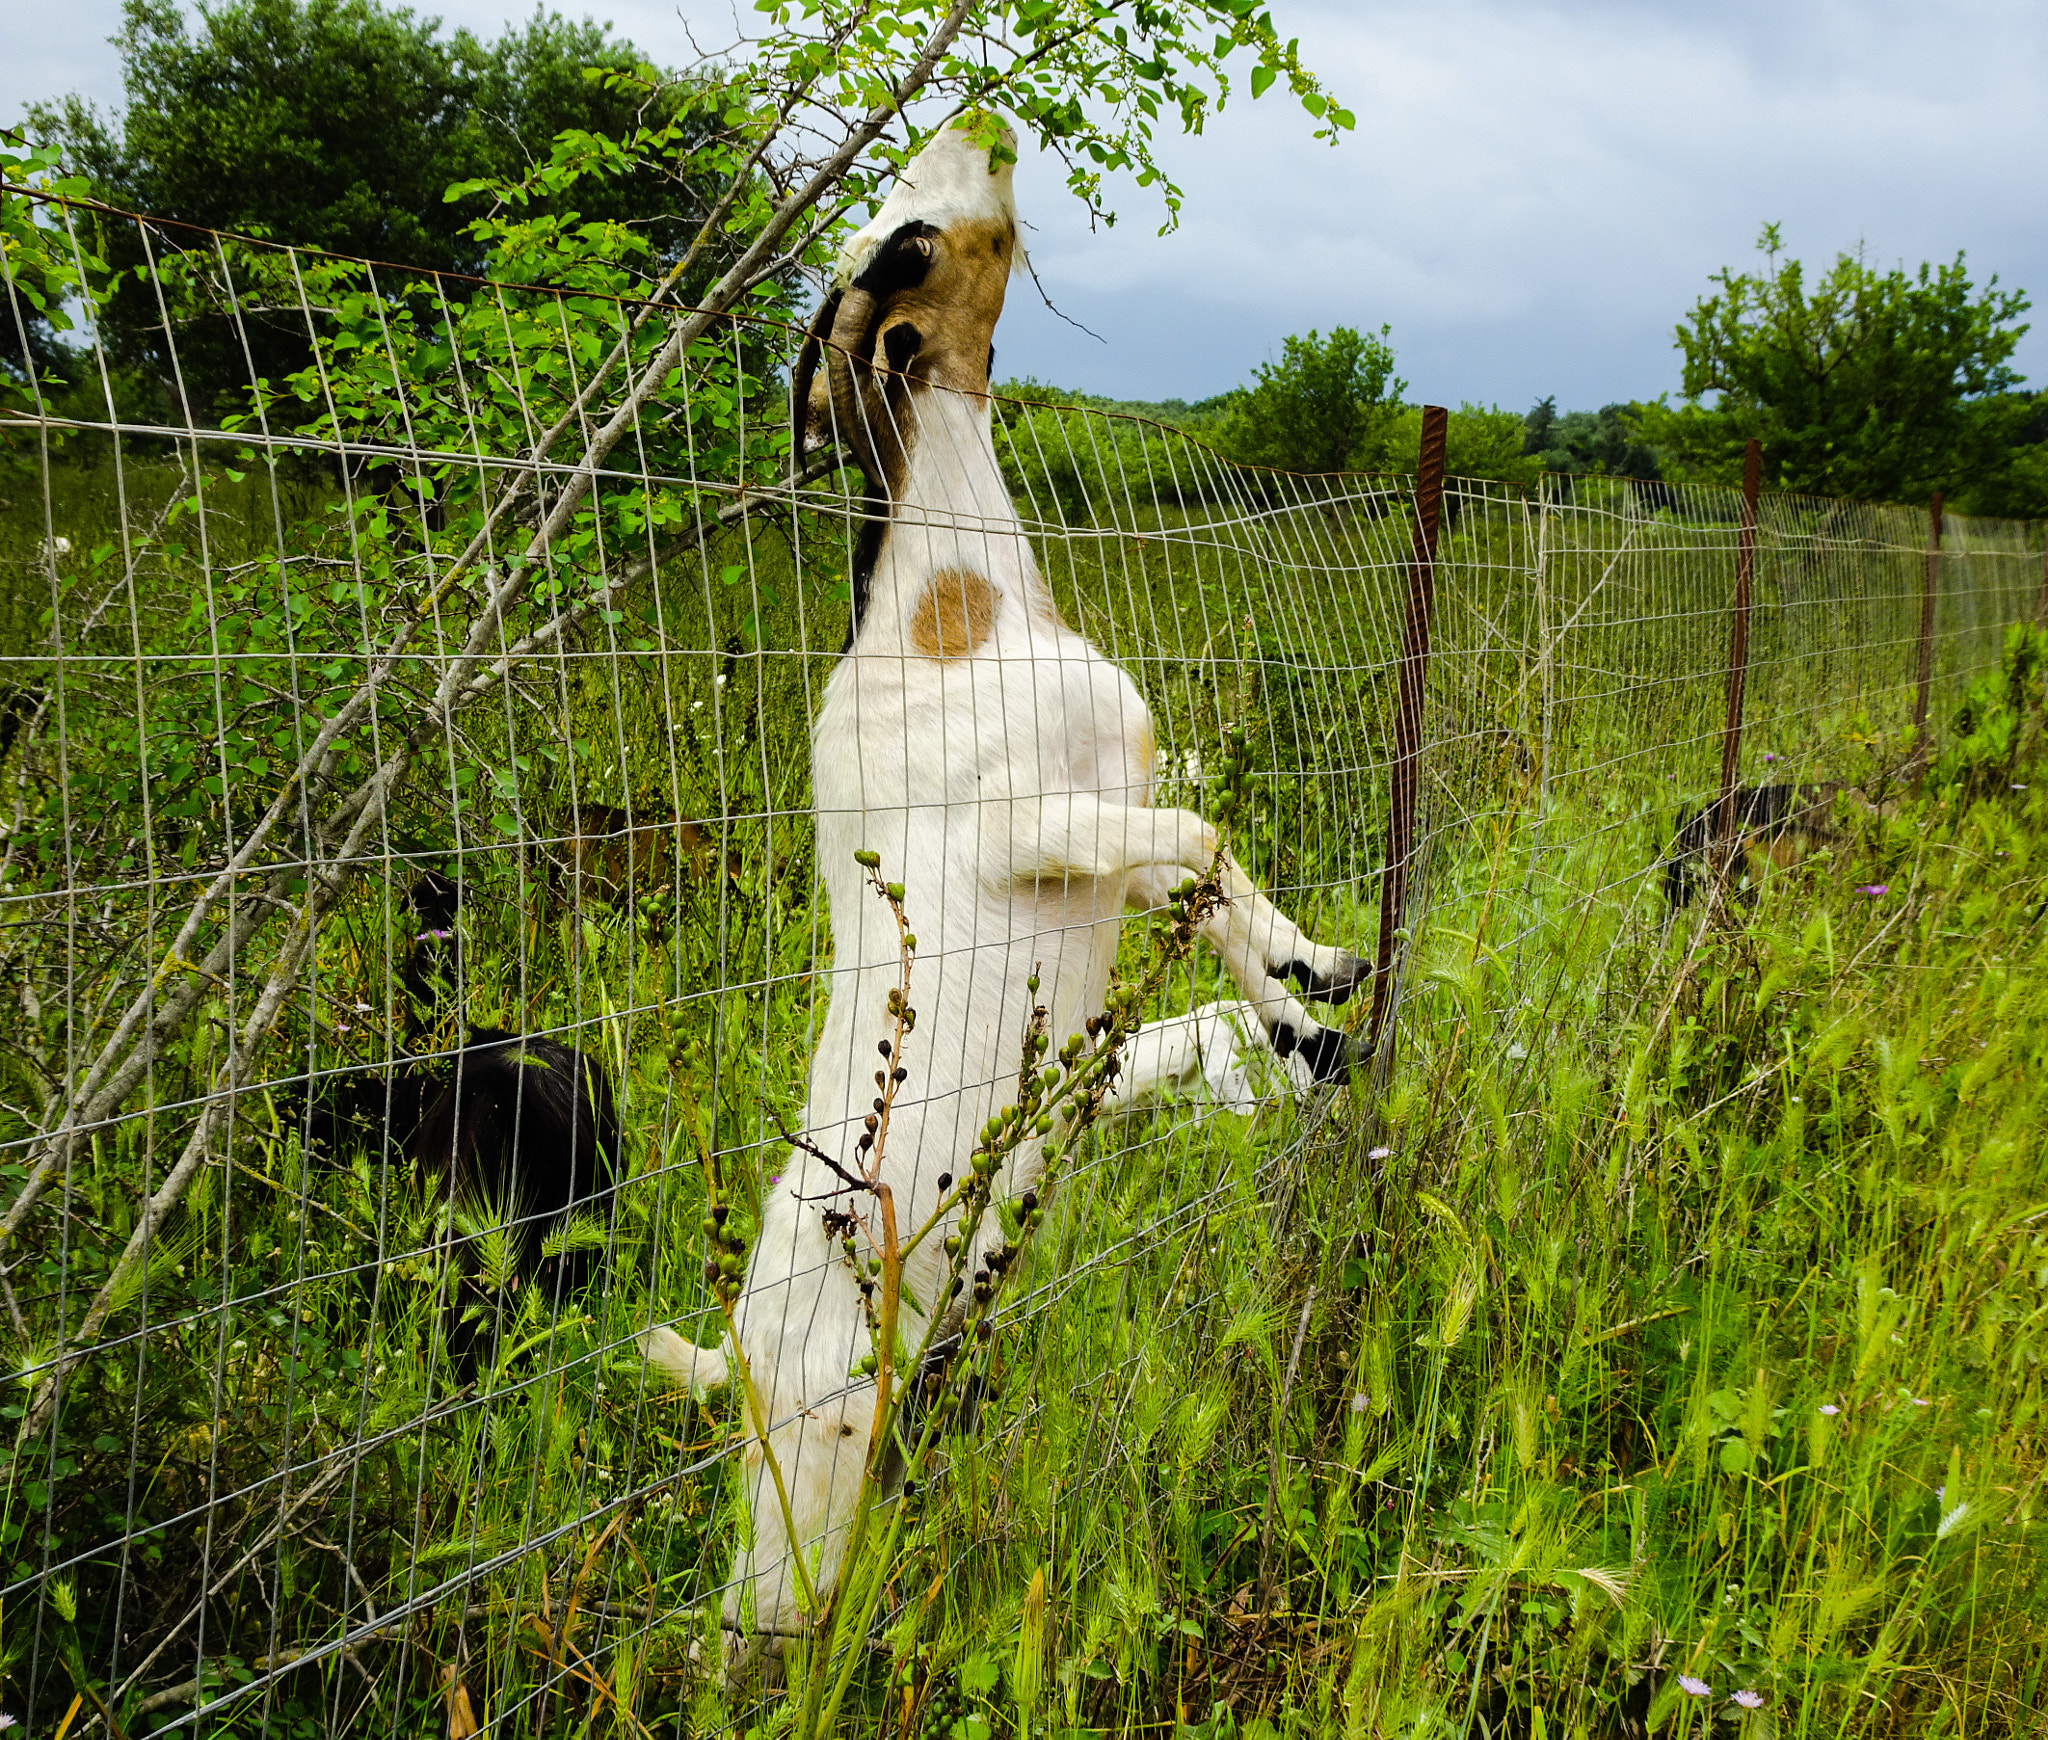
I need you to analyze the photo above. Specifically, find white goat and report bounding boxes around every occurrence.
[643,118,1367,1671]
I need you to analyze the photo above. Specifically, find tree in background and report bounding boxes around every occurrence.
[30,0,711,270]
[1636,225,2038,507]
[1222,325,1404,474]
[1521,397,1663,481]
[1387,401,1536,488]
[24,0,734,418]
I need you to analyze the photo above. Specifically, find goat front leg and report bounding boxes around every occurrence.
[1006,793,1219,881]
[1199,852,1371,1007]
[1124,862,1370,1085]
[1104,1000,1274,1114]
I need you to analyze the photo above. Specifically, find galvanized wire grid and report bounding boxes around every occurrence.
[1,201,2043,1734]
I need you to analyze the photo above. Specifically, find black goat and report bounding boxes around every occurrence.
[301,873,622,1364]
[1662,782,1863,909]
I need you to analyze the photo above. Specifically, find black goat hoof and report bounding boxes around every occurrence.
[1276,950,1370,1008]
[1272,1021,1372,1084]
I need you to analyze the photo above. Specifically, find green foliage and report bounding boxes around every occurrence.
[1384,400,1539,488]
[28,0,705,270]
[1521,396,1664,481]
[1219,325,1404,475]
[22,0,740,422]
[1936,623,2048,801]
[0,135,104,414]
[7,422,2048,1730]
[1638,224,2035,503]
[1953,392,2048,520]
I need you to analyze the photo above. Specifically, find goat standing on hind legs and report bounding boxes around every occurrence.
[641,117,1369,1681]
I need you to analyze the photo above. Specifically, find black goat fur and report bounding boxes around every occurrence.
[295,873,621,1368]
[1662,782,1858,909]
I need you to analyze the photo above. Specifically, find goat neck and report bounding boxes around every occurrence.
[819,121,1040,631]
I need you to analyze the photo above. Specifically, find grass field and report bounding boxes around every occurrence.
[1,433,2045,1736]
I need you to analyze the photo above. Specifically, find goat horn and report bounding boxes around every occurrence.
[787,287,842,483]
[826,284,886,489]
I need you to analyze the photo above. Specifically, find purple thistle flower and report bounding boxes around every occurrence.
[1762,752,1778,762]
[1855,884,1889,897]
[1734,1689,1764,1709]
[1678,1674,1710,1696]
[416,927,454,942]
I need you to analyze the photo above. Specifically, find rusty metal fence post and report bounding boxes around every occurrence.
[1366,404,1448,1061]
[1715,439,1762,856]
[1914,492,1943,765]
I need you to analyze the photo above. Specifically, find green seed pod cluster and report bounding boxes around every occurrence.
[853,848,882,868]
[700,1202,744,1306]
[917,1667,965,1738]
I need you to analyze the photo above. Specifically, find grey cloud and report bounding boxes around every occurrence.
[11,0,2044,411]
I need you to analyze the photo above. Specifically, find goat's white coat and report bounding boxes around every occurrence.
[833,127,1026,291]
[643,119,1360,1662]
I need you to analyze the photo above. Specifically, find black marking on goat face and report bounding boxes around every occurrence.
[846,495,889,648]
[881,321,923,376]
[852,222,941,299]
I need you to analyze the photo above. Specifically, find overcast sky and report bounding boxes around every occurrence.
[10,0,2046,411]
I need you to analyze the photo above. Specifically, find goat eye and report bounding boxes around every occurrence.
[912,235,934,258]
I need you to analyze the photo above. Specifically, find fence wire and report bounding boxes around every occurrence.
[1,196,2044,1735]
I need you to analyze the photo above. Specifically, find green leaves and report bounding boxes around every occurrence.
[1221,325,1406,475]
[1638,231,2034,504]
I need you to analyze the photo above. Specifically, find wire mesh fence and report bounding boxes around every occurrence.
[2,193,2045,1734]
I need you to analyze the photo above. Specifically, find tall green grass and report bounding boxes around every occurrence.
[3,444,2045,1734]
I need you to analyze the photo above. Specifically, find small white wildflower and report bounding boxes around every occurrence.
[1349,1392,1370,1414]
[1367,1146,1392,1160]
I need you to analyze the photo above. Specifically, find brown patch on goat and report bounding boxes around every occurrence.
[909,568,997,659]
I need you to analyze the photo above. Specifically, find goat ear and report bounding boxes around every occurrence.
[789,288,842,458]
